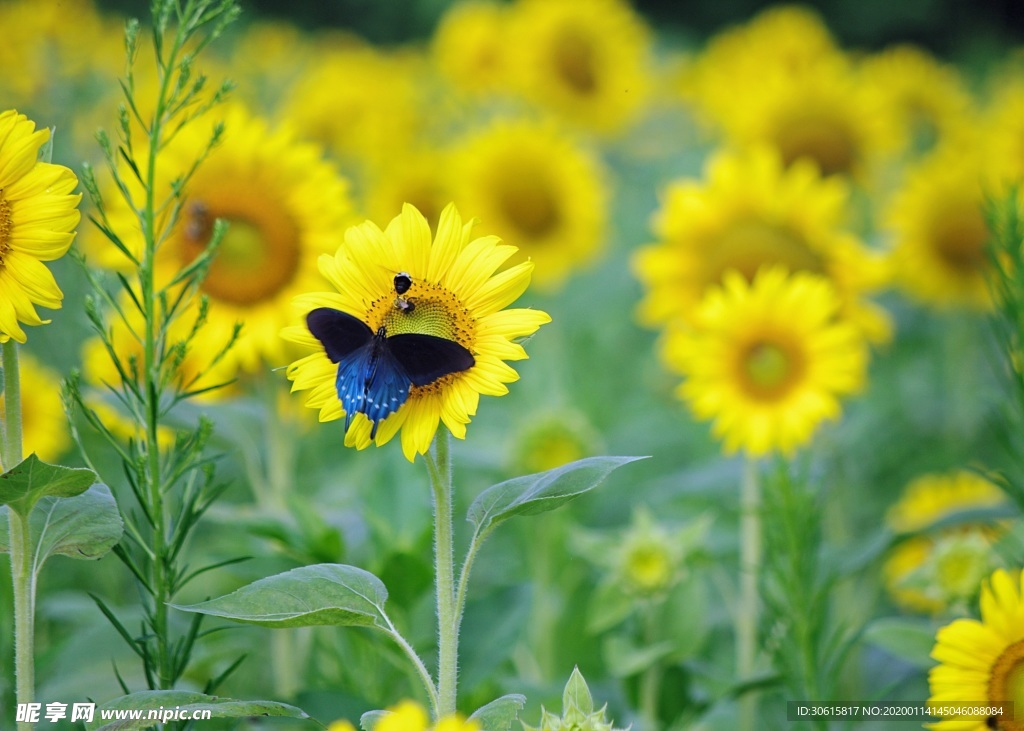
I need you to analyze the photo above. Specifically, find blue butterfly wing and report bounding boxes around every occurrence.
[335,337,412,439]
[307,308,373,363]
[387,334,475,387]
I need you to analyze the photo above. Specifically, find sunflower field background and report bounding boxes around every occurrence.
[5,0,1024,729]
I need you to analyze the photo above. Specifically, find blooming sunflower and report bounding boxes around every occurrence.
[505,0,651,134]
[83,104,353,375]
[363,147,457,234]
[0,353,70,467]
[431,0,509,95]
[886,143,998,310]
[327,701,479,731]
[928,568,1024,730]
[0,110,81,343]
[666,267,868,457]
[633,146,890,342]
[884,470,1007,614]
[282,203,550,461]
[452,118,608,290]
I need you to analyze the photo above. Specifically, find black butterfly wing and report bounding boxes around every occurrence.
[307,308,374,363]
[387,333,475,387]
[334,337,411,438]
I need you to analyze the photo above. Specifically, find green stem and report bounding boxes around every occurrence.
[638,603,662,731]
[426,429,458,718]
[737,458,761,731]
[381,615,440,716]
[3,342,33,731]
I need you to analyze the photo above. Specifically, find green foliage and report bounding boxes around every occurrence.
[0,454,96,518]
[0,484,122,565]
[470,694,529,731]
[522,668,624,731]
[86,690,309,731]
[174,563,390,629]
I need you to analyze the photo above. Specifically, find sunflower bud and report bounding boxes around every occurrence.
[522,667,628,731]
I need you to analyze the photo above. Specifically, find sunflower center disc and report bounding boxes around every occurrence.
[930,204,989,273]
[706,220,825,287]
[180,198,302,306]
[500,178,561,238]
[625,544,671,593]
[775,113,856,176]
[741,340,800,399]
[988,638,1024,730]
[0,196,11,264]
[554,27,597,94]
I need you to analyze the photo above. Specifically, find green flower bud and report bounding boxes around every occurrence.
[522,667,628,731]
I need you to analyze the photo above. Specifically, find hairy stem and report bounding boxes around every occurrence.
[426,429,458,717]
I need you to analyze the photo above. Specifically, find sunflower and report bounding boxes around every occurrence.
[1,352,70,466]
[0,110,81,343]
[722,54,898,178]
[984,78,1024,183]
[860,45,976,157]
[928,568,1024,730]
[284,38,425,166]
[633,145,890,342]
[681,5,839,128]
[886,143,998,310]
[431,0,509,95]
[505,0,652,134]
[363,147,457,234]
[451,118,608,290]
[884,470,1007,614]
[666,266,868,457]
[84,104,354,375]
[282,203,551,461]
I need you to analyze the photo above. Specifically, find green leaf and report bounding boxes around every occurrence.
[586,581,634,634]
[85,690,309,731]
[0,454,96,517]
[0,484,122,570]
[469,694,528,731]
[601,634,676,677]
[563,666,593,715]
[172,563,390,629]
[862,616,940,669]
[467,457,646,534]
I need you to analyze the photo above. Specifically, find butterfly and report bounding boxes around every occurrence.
[306,307,475,439]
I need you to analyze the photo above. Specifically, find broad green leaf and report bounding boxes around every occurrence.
[85,690,309,731]
[0,454,96,517]
[172,563,390,629]
[361,709,387,731]
[468,457,645,534]
[563,666,594,715]
[863,616,940,669]
[0,484,122,571]
[469,694,527,731]
[602,635,676,677]
[586,581,634,634]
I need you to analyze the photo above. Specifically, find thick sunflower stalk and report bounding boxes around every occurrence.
[69,0,241,693]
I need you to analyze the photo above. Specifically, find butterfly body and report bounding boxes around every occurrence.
[306,307,474,438]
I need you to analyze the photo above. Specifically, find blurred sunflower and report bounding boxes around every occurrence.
[452,118,608,290]
[85,104,354,374]
[0,110,82,343]
[860,45,975,157]
[667,267,867,457]
[681,5,838,127]
[285,39,425,166]
[505,0,651,134]
[282,203,550,461]
[213,20,312,113]
[431,0,509,95]
[884,471,1007,614]
[1,353,69,466]
[721,54,898,178]
[886,144,997,310]
[634,146,889,341]
[329,700,479,731]
[985,79,1024,182]
[929,568,1024,730]
[511,409,602,474]
[363,147,457,234]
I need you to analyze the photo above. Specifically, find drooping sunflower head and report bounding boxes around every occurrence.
[666,266,868,457]
[929,568,1024,730]
[84,103,354,375]
[282,203,551,461]
[452,118,609,290]
[886,143,999,310]
[505,0,652,134]
[634,145,890,342]
[0,110,81,344]
[884,470,1007,614]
